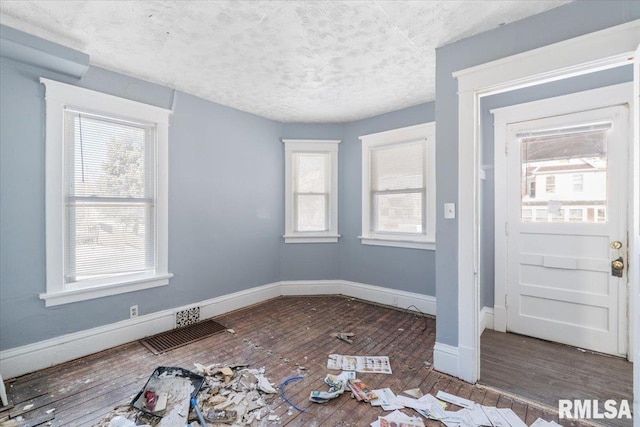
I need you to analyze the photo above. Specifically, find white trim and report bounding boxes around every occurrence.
[39,273,172,307]
[490,83,632,123]
[480,307,494,332]
[360,122,436,248]
[282,139,340,243]
[283,234,340,244]
[491,83,633,335]
[0,280,435,379]
[453,20,639,383]
[453,20,640,95]
[359,237,435,251]
[631,41,640,422]
[40,78,172,306]
[433,342,459,377]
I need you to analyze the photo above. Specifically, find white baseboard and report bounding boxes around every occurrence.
[0,280,436,379]
[433,342,459,377]
[480,306,494,332]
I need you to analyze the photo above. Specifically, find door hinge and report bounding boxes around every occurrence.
[504,143,509,157]
[505,222,509,236]
[504,293,508,308]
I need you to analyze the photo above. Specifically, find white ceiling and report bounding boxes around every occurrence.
[0,1,569,123]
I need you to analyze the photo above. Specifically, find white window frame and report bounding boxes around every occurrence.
[283,139,340,243]
[359,122,436,250]
[40,78,172,307]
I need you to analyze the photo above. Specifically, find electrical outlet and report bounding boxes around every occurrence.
[130,305,138,318]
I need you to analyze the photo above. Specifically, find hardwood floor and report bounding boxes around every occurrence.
[1,296,597,426]
[480,329,633,427]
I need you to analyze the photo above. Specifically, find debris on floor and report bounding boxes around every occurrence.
[347,378,377,402]
[95,364,278,426]
[309,371,355,403]
[331,332,355,344]
[403,388,423,399]
[371,409,425,427]
[327,354,392,374]
[130,366,202,426]
[530,418,562,426]
[364,389,563,427]
[370,388,403,411]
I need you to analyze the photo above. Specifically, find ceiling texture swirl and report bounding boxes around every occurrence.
[0,1,568,122]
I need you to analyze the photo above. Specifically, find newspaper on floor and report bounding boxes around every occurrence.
[370,388,404,411]
[395,393,447,420]
[436,390,475,409]
[371,410,425,427]
[309,371,355,403]
[347,378,378,402]
[442,409,475,427]
[530,419,562,427]
[327,354,392,374]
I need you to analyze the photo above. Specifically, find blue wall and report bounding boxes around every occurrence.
[0,36,435,352]
[340,104,436,295]
[434,0,640,347]
[279,123,343,281]
[2,0,639,354]
[279,105,437,296]
[0,56,283,350]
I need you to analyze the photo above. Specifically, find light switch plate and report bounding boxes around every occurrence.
[444,203,456,219]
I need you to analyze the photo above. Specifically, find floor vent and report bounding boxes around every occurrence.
[140,319,227,354]
[175,306,201,328]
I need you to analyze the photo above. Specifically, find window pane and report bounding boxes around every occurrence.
[66,203,154,281]
[521,127,607,223]
[295,194,327,231]
[374,192,423,233]
[64,110,155,284]
[294,153,327,193]
[371,142,424,191]
[65,112,151,199]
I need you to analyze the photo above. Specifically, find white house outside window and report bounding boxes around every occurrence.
[41,78,172,306]
[283,139,340,243]
[359,123,436,250]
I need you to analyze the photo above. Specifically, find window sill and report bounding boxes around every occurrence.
[39,273,173,307]
[359,236,435,250]
[284,234,340,244]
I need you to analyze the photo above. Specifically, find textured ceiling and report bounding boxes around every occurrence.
[0,1,568,123]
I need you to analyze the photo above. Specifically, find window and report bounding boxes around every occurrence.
[283,139,340,243]
[519,123,609,224]
[359,123,435,250]
[528,180,536,198]
[546,176,555,193]
[41,78,172,306]
[573,174,584,192]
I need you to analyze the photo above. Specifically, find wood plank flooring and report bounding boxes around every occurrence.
[480,329,633,427]
[1,296,597,426]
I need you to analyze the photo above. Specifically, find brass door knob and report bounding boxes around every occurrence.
[612,260,624,270]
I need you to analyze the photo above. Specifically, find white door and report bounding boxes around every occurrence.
[504,104,629,357]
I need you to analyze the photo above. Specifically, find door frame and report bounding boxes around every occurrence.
[491,83,633,357]
[450,20,639,384]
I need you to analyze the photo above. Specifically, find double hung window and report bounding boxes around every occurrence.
[360,123,435,250]
[41,78,171,306]
[283,139,340,243]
